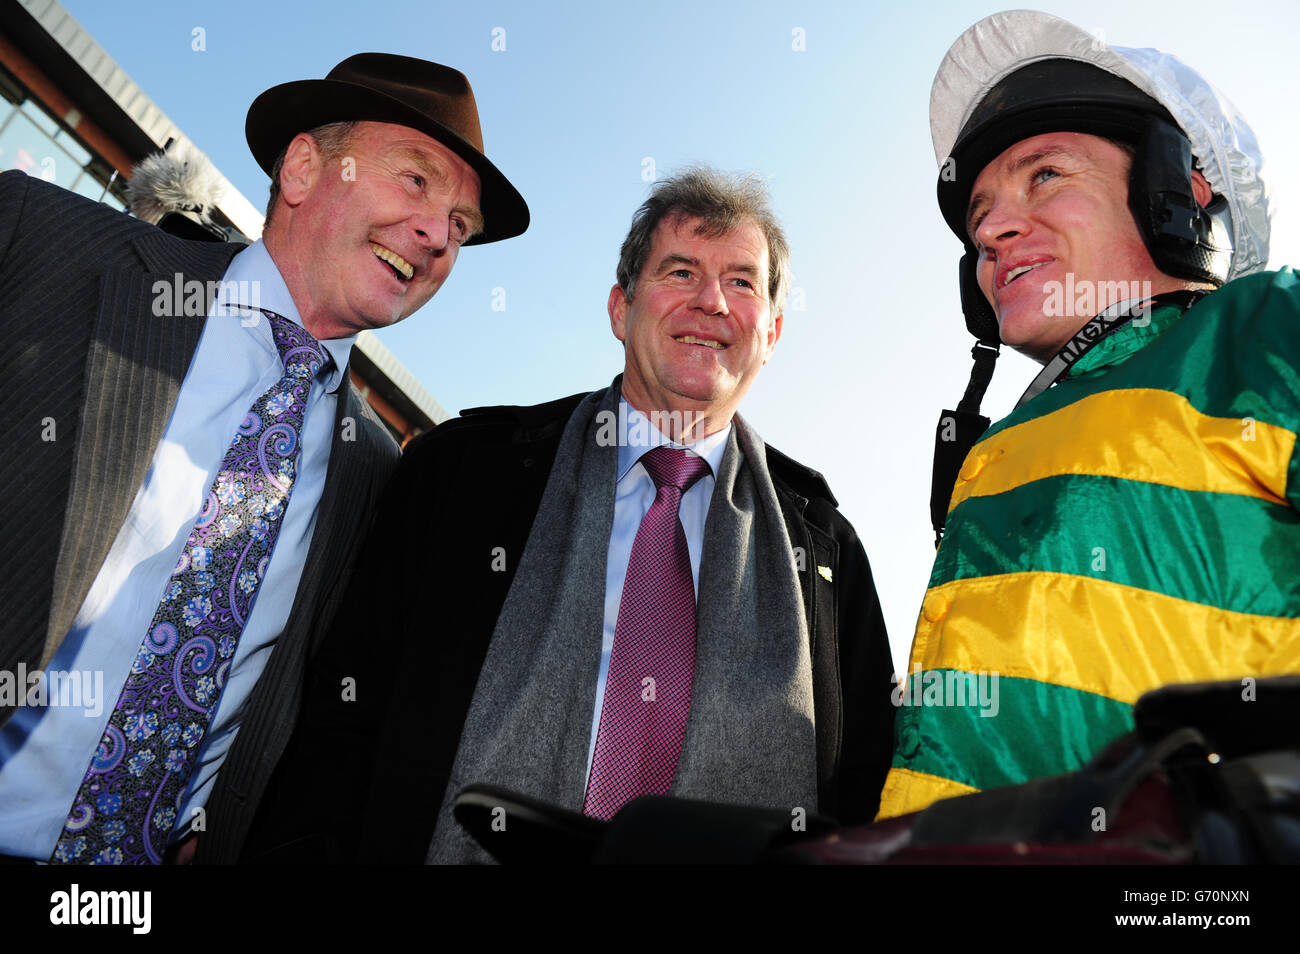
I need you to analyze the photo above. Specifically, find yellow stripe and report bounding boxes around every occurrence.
[876,766,978,820]
[914,573,1300,704]
[949,389,1294,513]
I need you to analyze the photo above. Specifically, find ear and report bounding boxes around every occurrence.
[277,132,324,209]
[608,283,630,343]
[1191,168,1213,209]
[763,311,784,362]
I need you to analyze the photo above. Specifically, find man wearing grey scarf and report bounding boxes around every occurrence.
[242,168,896,865]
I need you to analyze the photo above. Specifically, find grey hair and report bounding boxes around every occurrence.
[263,121,359,226]
[616,167,790,315]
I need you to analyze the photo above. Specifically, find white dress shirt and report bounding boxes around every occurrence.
[0,241,355,858]
[584,399,732,784]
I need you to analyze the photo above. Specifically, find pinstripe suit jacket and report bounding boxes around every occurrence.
[0,170,399,863]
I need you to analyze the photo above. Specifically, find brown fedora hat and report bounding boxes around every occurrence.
[246,53,528,245]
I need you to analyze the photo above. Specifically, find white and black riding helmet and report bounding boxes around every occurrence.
[931,9,1271,345]
[925,10,1271,544]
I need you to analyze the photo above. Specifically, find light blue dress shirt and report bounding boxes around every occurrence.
[584,400,732,784]
[0,241,355,858]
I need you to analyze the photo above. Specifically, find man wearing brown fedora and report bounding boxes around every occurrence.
[0,54,526,865]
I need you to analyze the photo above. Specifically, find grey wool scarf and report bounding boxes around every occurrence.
[427,381,817,863]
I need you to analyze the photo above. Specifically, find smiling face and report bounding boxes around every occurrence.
[265,120,483,340]
[609,214,782,438]
[966,131,1187,363]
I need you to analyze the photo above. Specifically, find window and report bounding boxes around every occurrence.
[0,67,129,211]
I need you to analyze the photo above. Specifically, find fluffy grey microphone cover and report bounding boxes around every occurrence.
[126,143,226,223]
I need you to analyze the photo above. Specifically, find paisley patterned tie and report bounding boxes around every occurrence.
[51,312,328,865]
[583,446,711,820]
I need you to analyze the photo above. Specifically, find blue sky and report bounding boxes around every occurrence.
[61,0,1299,668]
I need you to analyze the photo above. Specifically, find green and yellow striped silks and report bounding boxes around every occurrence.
[879,270,1300,820]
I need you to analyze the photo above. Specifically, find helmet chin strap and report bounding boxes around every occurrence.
[929,290,1206,547]
[929,339,998,549]
[1015,295,1157,408]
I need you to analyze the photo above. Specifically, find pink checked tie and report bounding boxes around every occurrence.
[583,445,711,820]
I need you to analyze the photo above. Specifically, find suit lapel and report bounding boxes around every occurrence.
[299,380,387,656]
[43,238,238,665]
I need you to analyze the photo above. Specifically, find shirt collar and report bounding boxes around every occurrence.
[1065,298,1190,379]
[216,239,355,394]
[615,398,731,482]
